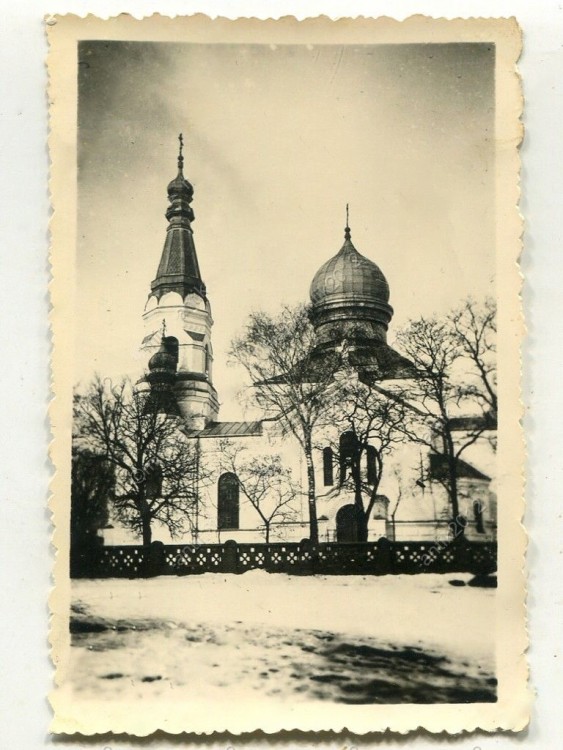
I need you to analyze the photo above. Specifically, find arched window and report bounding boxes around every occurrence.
[322,447,334,486]
[339,431,357,485]
[366,445,378,485]
[218,472,240,530]
[204,345,211,375]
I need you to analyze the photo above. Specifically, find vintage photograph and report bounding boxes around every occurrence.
[48,15,526,735]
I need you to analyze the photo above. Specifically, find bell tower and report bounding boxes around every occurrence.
[139,135,219,428]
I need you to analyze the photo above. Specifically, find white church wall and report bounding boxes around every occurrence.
[100,422,496,547]
[194,431,308,544]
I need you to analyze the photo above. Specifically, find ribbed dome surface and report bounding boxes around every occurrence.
[310,237,389,306]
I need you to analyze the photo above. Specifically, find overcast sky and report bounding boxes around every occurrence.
[76,41,495,419]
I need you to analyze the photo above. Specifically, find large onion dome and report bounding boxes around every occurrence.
[309,223,393,345]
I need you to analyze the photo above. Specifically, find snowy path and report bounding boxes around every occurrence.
[69,572,496,705]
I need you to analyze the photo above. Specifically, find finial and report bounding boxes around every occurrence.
[344,203,351,240]
[177,133,184,171]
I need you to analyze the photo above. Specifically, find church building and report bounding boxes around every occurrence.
[107,139,497,546]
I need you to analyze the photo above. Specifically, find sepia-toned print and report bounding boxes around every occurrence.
[48,14,527,735]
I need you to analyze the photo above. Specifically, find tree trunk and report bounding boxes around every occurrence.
[304,438,319,544]
[351,453,368,542]
[141,515,152,546]
[444,431,460,522]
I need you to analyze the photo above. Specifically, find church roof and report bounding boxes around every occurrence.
[187,421,264,438]
[350,341,418,380]
[448,413,498,432]
[429,453,491,482]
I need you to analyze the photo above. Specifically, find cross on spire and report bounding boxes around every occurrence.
[178,132,184,171]
[345,203,351,240]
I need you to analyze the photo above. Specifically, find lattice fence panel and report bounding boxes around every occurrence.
[97,546,147,577]
[72,540,496,578]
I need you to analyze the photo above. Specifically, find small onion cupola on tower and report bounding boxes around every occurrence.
[140,135,219,428]
[142,326,181,417]
[309,207,413,380]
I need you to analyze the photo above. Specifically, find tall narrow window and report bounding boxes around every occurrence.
[218,472,240,530]
[322,447,334,486]
[339,431,357,485]
[473,500,485,534]
[366,445,377,485]
[204,345,211,375]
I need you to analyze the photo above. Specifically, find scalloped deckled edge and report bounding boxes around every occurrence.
[47,12,529,737]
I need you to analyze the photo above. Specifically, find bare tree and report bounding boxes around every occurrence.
[326,372,408,541]
[452,296,497,425]
[229,304,339,543]
[394,303,495,523]
[219,440,300,543]
[73,376,202,545]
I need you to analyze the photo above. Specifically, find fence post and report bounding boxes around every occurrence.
[375,537,393,575]
[144,541,165,578]
[299,538,317,575]
[222,539,239,574]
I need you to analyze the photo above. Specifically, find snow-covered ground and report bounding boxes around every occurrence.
[69,571,496,705]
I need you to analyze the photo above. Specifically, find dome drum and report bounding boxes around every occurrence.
[311,311,391,347]
[310,295,393,328]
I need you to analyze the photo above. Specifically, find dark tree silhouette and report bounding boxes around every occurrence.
[73,376,202,545]
[70,447,113,568]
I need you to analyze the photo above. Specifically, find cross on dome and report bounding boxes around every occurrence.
[345,203,351,241]
[178,132,184,171]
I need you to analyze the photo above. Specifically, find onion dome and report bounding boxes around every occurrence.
[309,215,393,344]
[144,333,181,416]
[167,136,194,201]
[150,134,206,301]
[148,346,176,374]
[310,228,390,307]
[147,335,178,379]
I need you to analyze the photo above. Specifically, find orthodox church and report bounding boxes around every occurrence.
[107,139,496,546]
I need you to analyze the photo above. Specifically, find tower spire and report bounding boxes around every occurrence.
[140,136,219,428]
[149,135,206,300]
[345,203,351,241]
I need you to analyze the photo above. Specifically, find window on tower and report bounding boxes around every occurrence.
[217,472,240,530]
